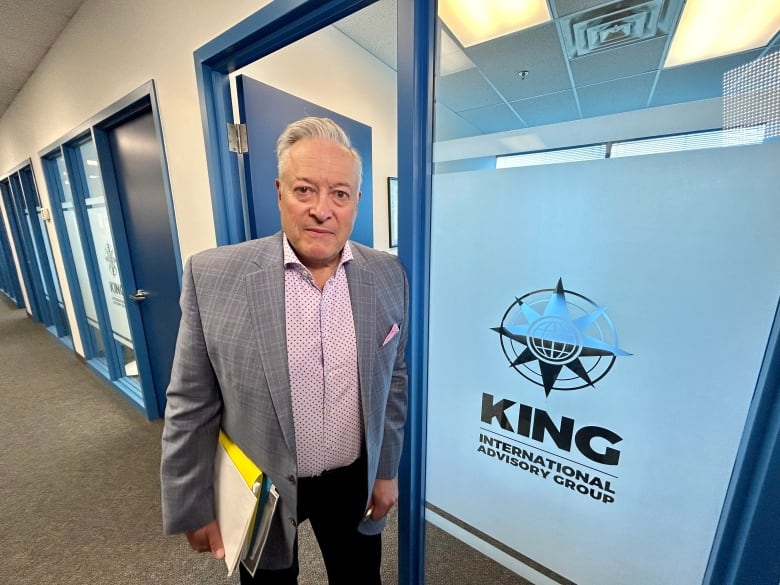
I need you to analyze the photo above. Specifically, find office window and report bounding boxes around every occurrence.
[611,126,766,158]
[497,144,607,169]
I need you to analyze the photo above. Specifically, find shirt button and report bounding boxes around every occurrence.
[287,475,296,485]
[289,517,297,527]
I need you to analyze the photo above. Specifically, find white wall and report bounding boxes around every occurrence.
[0,0,397,355]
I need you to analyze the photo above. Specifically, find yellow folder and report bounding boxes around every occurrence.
[214,430,263,576]
[218,430,263,488]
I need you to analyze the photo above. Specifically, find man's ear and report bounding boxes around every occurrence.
[276,179,282,201]
[357,191,362,202]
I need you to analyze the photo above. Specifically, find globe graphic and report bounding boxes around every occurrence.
[527,317,581,364]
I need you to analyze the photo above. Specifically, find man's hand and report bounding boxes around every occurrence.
[185,519,225,559]
[366,478,398,521]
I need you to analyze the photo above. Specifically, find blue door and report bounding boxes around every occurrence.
[96,106,181,417]
[236,75,374,246]
[17,166,70,339]
[0,204,24,306]
[0,177,46,321]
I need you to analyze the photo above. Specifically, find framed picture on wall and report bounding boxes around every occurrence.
[388,177,398,248]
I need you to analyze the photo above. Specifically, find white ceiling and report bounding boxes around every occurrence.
[336,0,780,135]
[0,0,87,118]
[1,0,778,136]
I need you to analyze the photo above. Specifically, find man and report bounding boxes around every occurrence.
[160,117,408,585]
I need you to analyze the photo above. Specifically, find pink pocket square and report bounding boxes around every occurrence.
[382,323,400,346]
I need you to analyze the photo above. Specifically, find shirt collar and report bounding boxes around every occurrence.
[282,234,353,271]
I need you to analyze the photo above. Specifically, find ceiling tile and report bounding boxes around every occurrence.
[0,38,48,77]
[650,50,764,108]
[7,0,85,18]
[0,66,31,90]
[553,0,615,18]
[458,103,528,134]
[435,68,503,112]
[570,35,667,86]
[1,5,71,43]
[509,90,581,127]
[333,0,397,71]
[577,71,656,118]
[465,22,572,102]
[0,86,18,104]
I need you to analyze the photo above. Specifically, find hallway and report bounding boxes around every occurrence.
[0,296,527,584]
[0,296,238,584]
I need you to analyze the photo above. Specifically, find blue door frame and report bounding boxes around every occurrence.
[193,2,432,581]
[0,177,45,320]
[38,82,180,419]
[16,163,69,338]
[0,204,24,306]
[193,1,778,583]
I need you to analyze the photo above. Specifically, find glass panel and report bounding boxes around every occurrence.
[77,140,139,382]
[38,209,70,338]
[427,4,780,585]
[8,173,50,324]
[55,154,106,361]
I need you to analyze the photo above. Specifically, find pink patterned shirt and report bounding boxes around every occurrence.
[283,236,362,477]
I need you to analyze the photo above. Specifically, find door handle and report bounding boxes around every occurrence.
[129,289,149,302]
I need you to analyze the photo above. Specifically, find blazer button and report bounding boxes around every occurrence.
[287,475,296,485]
[289,517,297,527]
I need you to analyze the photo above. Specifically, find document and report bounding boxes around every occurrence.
[213,438,260,576]
[213,431,277,576]
[241,482,280,576]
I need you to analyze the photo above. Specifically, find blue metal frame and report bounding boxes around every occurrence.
[7,172,51,323]
[396,0,435,582]
[193,0,377,246]
[196,1,779,583]
[18,163,69,337]
[193,0,431,580]
[0,203,24,306]
[63,133,127,381]
[42,151,91,350]
[705,299,780,584]
[0,178,43,320]
[92,126,158,416]
[38,82,181,419]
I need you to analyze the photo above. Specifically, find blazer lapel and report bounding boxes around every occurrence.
[245,244,297,458]
[346,257,376,434]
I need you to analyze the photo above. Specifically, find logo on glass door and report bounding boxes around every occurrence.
[492,279,630,395]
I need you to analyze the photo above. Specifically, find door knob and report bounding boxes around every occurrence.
[129,289,149,301]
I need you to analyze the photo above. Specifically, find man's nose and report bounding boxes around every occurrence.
[309,193,332,221]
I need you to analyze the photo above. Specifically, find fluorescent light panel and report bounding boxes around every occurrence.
[439,0,551,48]
[665,0,780,67]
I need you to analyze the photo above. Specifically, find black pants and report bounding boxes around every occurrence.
[239,455,382,585]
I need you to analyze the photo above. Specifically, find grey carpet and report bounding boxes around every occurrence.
[0,295,526,584]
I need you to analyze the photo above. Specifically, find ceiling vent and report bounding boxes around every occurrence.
[560,0,682,59]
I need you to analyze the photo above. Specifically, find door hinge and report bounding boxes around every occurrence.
[227,123,249,154]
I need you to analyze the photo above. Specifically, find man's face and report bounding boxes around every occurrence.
[277,137,361,272]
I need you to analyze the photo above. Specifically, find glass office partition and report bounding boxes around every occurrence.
[424,5,780,584]
[9,173,51,323]
[0,206,23,303]
[75,141,140,382]
[54,154,107,361]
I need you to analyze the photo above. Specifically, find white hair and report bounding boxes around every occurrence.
[276,117,362,186]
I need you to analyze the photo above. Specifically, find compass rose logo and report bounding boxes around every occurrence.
[492,279,630,395]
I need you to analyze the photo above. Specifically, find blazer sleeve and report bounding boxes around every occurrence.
[377,264,410,480]
[160,256,222,535]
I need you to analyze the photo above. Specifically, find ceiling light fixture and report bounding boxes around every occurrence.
[439,0,551,48]
[665,0,780,68]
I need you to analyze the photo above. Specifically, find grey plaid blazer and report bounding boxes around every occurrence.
[160,232,408,570]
